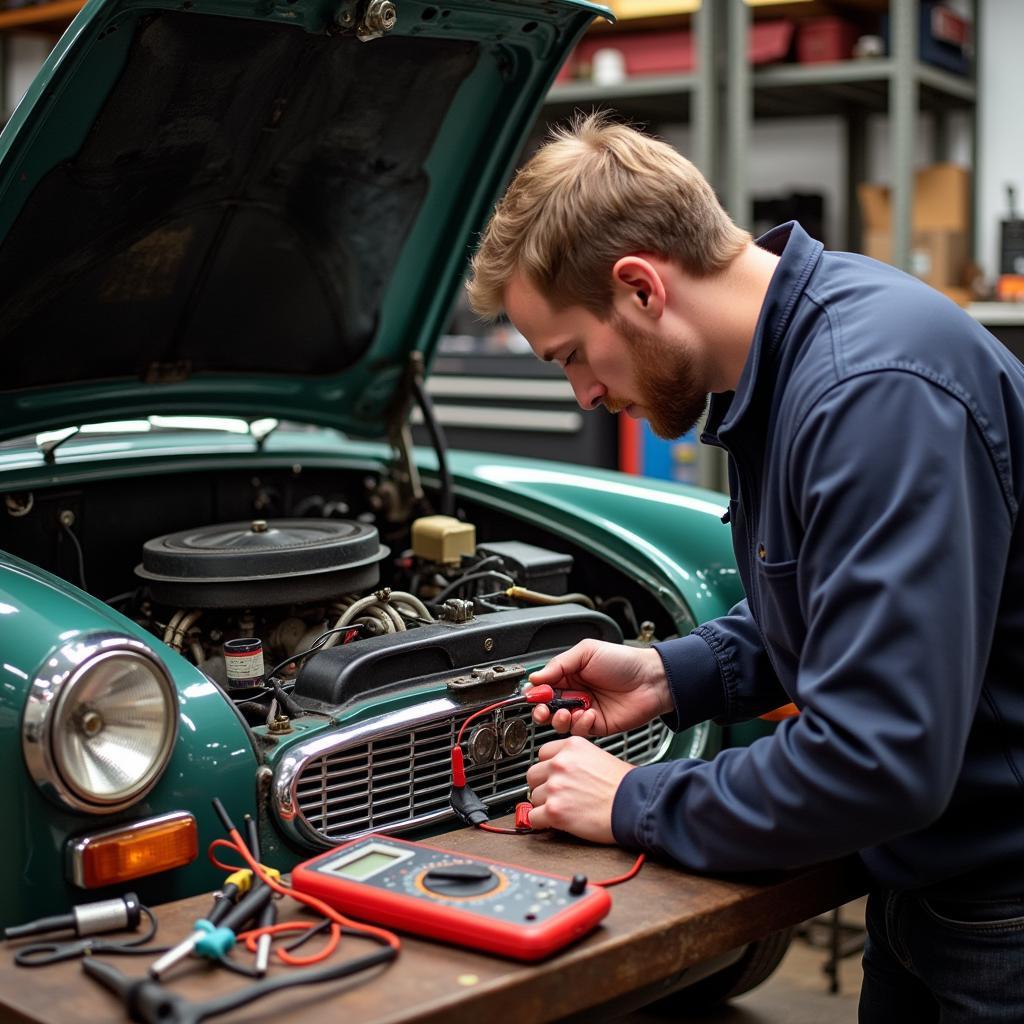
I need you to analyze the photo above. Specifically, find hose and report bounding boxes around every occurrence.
[505,587,596,609]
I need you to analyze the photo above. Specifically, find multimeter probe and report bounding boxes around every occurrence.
[449,684,592,833]
[448,685,645,881]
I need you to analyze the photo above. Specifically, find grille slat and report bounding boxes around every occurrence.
[290,704,670,843]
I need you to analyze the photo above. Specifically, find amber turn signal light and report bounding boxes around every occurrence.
[68,811,198,889]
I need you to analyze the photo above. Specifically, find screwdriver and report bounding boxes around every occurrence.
[148,876,271,978]
[245,814,277,976]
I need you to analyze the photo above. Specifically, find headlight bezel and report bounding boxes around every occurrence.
[22,633,179,814]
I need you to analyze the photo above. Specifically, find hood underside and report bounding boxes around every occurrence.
[0,0,606,442]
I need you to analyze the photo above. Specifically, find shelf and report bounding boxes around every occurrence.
[0,0,83,30]
[753,59,976,116]
[542,57,973,124]
[543,72,697,123]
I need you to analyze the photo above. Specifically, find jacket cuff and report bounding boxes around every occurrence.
[611,762,673,850]
[653,632,728,731]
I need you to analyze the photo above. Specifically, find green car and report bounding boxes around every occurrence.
[0,0,779,1005]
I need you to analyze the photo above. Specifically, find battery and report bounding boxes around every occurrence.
[476,541,572,596]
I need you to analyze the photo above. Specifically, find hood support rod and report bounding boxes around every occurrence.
[410,353,454,518]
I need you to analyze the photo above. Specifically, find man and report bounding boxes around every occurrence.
[465,113,1024,1022]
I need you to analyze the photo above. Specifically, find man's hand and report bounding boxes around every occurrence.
[525,737,634,843]
[527,639,672,736]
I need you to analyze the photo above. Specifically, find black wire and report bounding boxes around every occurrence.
[283,918,333,953]
[466,554,506,575]
[61,520,88,592]
[598,596,641,637]
[269,678,304,719]
[183,945,398,1022]
[230,623,369,713]
[13,906,167,966]
[261,623,368,685]
[432,570,514,604]
[82,943,398,1024]
[412,374,454,518]
[235,623,371,717]
[215,955,262,978]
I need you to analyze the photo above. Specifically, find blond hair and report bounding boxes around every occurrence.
[466,113,750,320]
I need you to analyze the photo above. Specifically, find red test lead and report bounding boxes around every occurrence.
[525,686,592,711]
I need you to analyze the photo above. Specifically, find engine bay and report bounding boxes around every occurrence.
[0,462,678,730]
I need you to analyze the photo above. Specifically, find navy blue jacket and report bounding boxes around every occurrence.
[612,222,1024,897]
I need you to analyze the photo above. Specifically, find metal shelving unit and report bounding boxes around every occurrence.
[542,0,979,269]
[728,0,979,264]
[543,2,723,194]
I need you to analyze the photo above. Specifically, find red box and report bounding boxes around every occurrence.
[749,20,796,65]
[574,31,694,78]
[797,17,859,64]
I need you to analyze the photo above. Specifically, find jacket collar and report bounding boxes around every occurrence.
[701,221,823,449]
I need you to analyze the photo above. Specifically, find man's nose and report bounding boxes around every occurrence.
[568,369,606,411]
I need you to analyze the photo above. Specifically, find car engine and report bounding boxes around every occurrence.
[129,511,643,719]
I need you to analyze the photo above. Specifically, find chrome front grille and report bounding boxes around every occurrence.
[274,699,672,847]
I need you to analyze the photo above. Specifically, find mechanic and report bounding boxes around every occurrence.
[465,113,1024,1022]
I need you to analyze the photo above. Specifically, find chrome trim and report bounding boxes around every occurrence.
[66,811,196,888]
[272,695,673,849]
[410,405,582,433]
[426,377,575,401]
[22,633,179,815]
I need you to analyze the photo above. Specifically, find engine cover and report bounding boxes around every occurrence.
[293,603,622,712]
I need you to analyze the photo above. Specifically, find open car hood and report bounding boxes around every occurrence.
[0,0,606,443]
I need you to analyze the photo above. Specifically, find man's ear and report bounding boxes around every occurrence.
[611,256,666,319]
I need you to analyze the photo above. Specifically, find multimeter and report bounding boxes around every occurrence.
[291,834,612,961]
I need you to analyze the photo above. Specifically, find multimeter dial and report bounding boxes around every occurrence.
[421,863,500,897]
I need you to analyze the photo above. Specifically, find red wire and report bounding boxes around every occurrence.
[206,832,401,967]
[455,697,520,747]
[451,696,645,888]
[592,854,645,887]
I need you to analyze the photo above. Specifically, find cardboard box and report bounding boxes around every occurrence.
[857,164,971,291]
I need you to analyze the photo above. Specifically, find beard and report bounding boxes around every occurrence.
[610,314,709,440]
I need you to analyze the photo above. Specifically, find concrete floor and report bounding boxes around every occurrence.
[620,899,866,1024]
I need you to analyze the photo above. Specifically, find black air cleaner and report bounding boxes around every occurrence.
[136,518,389,607]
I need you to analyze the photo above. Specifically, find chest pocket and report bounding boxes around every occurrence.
[754,556,806,659]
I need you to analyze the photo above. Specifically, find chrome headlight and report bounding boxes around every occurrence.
[23,634,178,814]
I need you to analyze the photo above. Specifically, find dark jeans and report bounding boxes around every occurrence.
[860,888,1024,1023]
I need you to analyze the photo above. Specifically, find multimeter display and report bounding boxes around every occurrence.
[327,849,404,880]
[291,835,612,961]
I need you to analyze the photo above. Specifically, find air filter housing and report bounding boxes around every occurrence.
[136,518,389,607]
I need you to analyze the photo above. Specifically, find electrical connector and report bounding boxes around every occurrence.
[449,783,490,827]
[514,802,533,831]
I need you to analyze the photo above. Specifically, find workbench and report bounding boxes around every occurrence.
[0,823,866,1024]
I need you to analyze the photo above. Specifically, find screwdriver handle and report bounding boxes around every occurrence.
[219,884,273,934]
